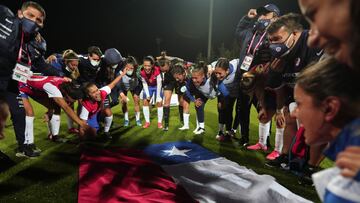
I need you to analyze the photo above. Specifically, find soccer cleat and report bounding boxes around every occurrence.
[28,143,42,153]
[228,129,236,138]
[178,125,189,130]
[15,144,40,158]
[157,122,163,129]
[194,128,205,135]
[266,150,280,160]
[239,136,249,147]
[265,153,289,170]
[136,120,142,126]
[68,128,79,134]
[124,120,130,127]
[48,134,66,143]
[143,122,150,129]
[216,131,230,142]
[247,143,268,151]
[193,127,199,133]
[104,132,112,139]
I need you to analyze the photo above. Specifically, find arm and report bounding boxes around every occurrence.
[185,81,196,102]
[52,97,86,128]
[235,15,256,41]
[217,82,229,97]
[107,70,126,90]
[141,77,150,99]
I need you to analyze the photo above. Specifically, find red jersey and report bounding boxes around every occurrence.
[20,76,66,98]
[80,86,111,120]
[140,66,161,87]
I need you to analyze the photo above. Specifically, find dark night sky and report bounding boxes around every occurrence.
[2,0,301,61]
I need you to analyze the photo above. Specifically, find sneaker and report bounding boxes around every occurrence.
[16,144,40,157]
[28,143,42,153]
[104,132,112,139]
[216,131,230,142]
[247,143,268,151]
[266,150,280,160]
[48,134,66,143]
[157,122,163,129]
[179,125,189,130]
[68,128,79,134]
[136,120,142,126]
[298,165,317,185]
[193,127,199,133]
[124,120,130,127]
[194,128,205,135]
[143,122,150,129]
[239,136,249,147]
[163,126,169,131]
[228,129,236,138]
[265,153,289,170]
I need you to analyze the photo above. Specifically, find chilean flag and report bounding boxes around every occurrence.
[79,141,311,203]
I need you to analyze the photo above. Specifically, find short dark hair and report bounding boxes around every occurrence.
[59,82,84,100]
[143,55,155,65]
[83,82,97,96]
[87,46,102,57]
[171,63,185,76]
[21,1,46,19]
[267,13,303,35]
[192,61,207,75]
[215,58,230,71]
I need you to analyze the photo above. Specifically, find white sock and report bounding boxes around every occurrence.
[157,107,163,123]
[259,121,271,146]
[135,111,140,121]
[143,106,150,123]
[50,114,61,136]
[104,115,113,133]
[24,116,34,144]
[124,112,129,121]
[275,127,284,152]
[218,123,225,132]
[66,115,74,129]
[199,122,205,129]
[183,113,190,128]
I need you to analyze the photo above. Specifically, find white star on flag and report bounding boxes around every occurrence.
[163,146,191,157]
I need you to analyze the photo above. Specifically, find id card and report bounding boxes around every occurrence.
[240,55,254,71]
[12,63,33,83]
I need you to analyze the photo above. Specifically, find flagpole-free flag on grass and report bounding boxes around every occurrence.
[79,141,312,203]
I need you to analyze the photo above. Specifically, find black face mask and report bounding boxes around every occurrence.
[254,19,271,31]
[21,17,40,35]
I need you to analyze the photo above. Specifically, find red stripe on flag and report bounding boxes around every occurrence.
[78,147,197,203]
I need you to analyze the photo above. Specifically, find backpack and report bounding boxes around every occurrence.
[288,126,310,172]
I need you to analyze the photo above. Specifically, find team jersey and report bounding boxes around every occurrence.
[184,77,228,102]
[119,73,139,92]
[140,66,162,99]
[22,76,67,98]
[79,86,111,120]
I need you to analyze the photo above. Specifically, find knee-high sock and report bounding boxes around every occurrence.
[66,115,74,129]
[163,106,170,125]
[135,111,140,121]
[24,116,34,144]
[157,107,163,123]
[49,114,61,136]
[182,113,190,128]
[275,127,284,152]
[259,121,271,146]
[104,115,113,133]
[143,106,150,123]
[124,112,129,121]
[178,105,184,123]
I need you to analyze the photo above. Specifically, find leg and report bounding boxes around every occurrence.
[179,98,190,130]
[103,108,113,133]
[163,90,172,128]
[133,93,141,126]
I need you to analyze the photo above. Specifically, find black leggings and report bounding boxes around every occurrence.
[218,96,237,131]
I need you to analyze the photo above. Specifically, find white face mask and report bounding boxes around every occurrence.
[126,70,134,76]
[112,64,118,69]
[90,59,100,66]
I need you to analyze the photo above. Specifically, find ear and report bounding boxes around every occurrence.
[323,96,341,123]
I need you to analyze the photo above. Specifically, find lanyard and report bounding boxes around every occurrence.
[17,32,32,66]
[246,31,267,56]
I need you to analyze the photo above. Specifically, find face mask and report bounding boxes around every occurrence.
[269,33,294,58]
[254,19,271,31]
[126,70,134,76]
[90,59,100,66]
[21,17,40,35]
[112,64,118,69]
